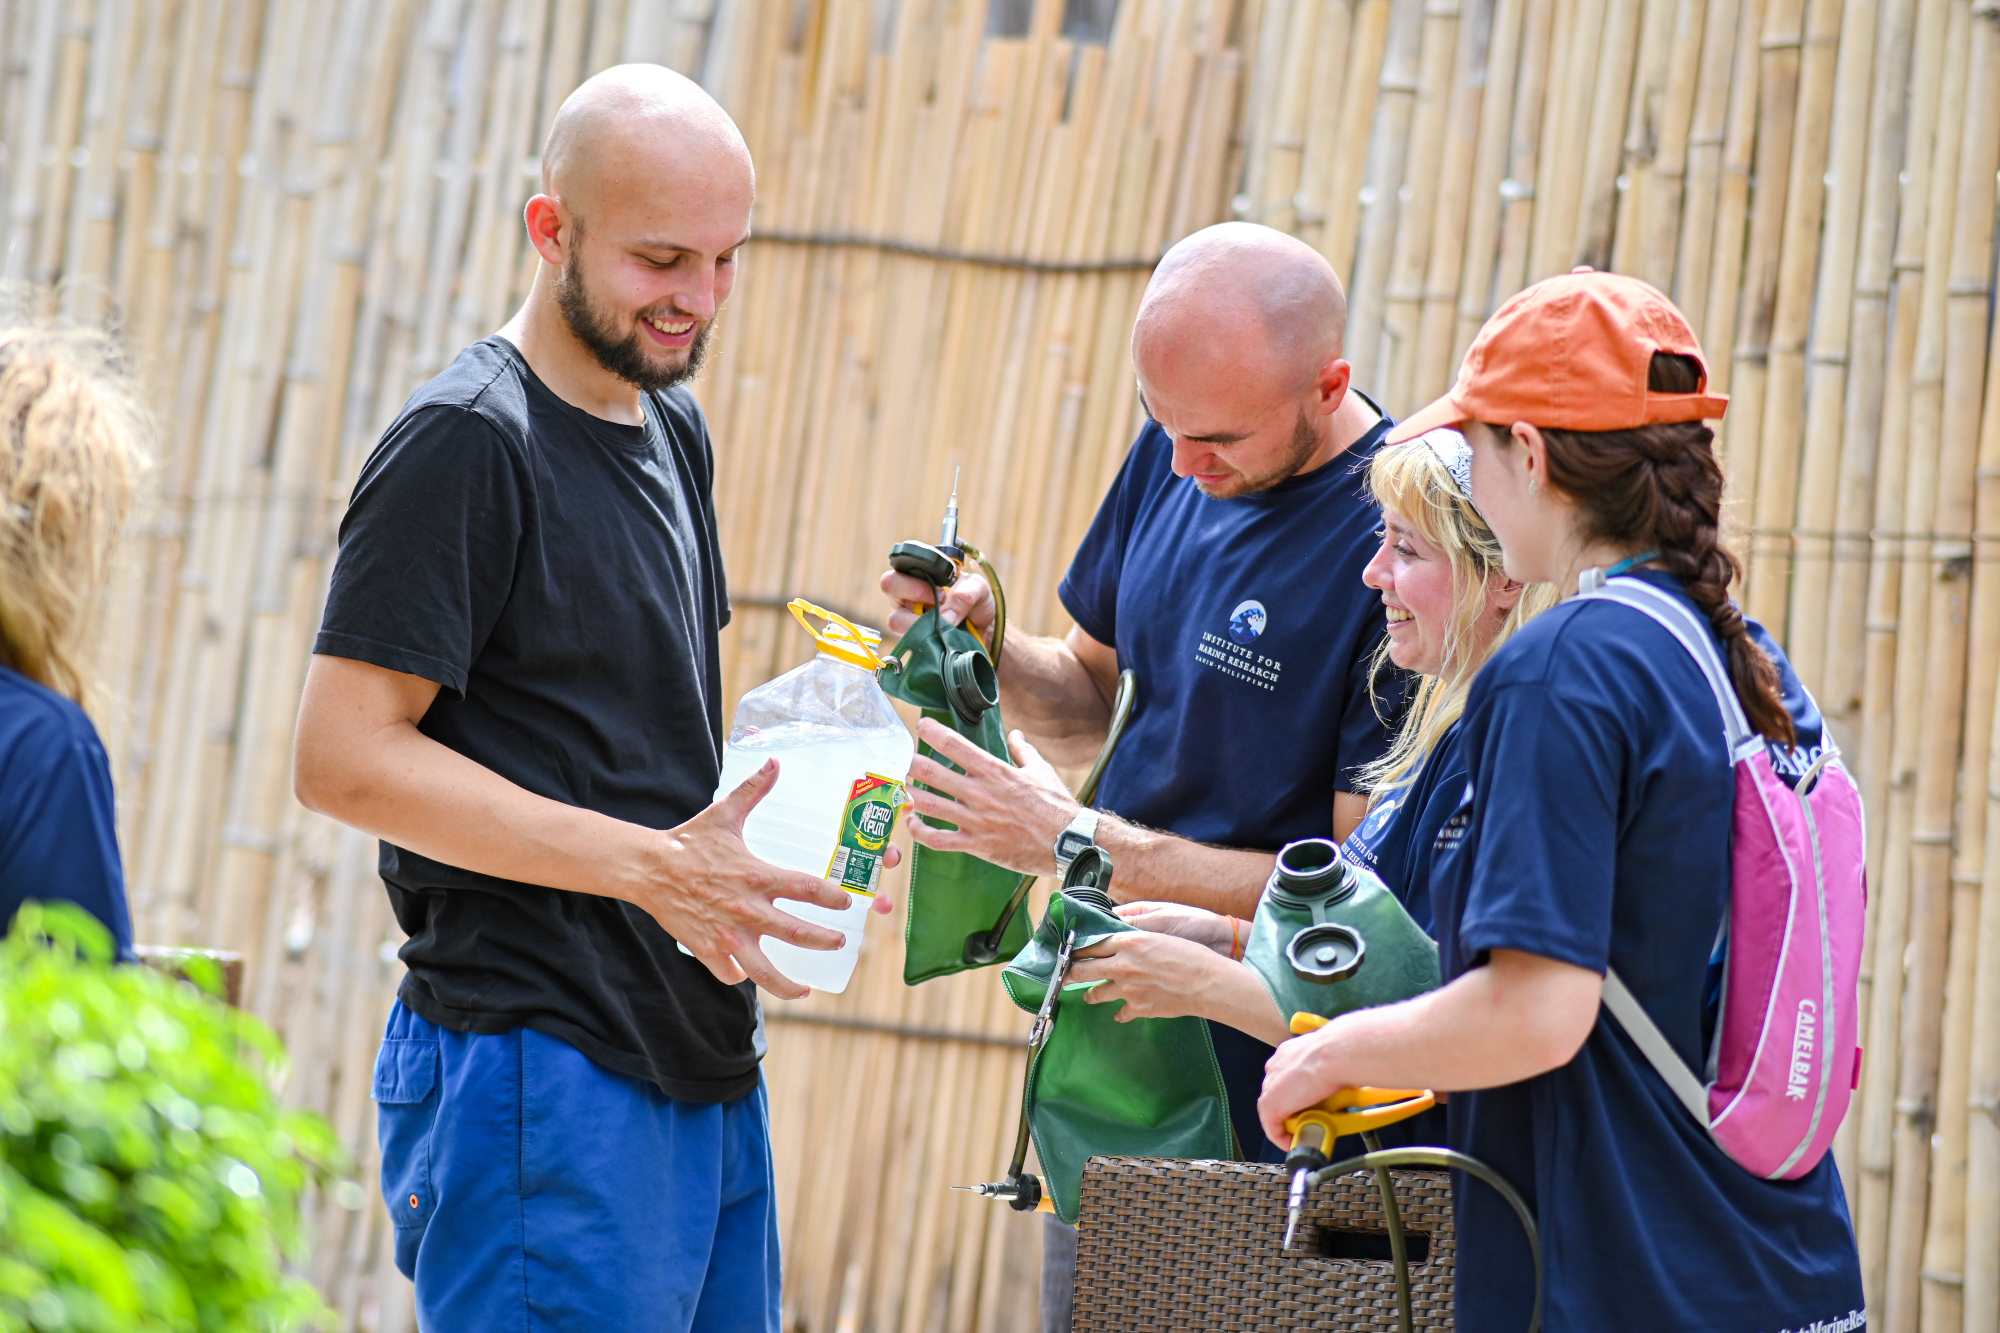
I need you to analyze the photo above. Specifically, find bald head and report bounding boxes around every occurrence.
[1132,223,1347,394]
[541,64,753,217]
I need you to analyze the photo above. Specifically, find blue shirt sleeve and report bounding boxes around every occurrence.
[1453,680,1623,973]
[1057,423,1165,645]
[0,708,133,958]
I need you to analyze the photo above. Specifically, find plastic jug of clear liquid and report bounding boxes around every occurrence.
[710,599,915,993]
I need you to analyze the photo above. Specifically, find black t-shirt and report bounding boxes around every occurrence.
[314,336,756,1102]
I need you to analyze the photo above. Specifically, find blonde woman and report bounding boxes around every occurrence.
[0,317,148,953]
[1068,429,1552,1037]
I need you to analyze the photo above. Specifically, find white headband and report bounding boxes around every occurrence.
[1418,427,1474,502]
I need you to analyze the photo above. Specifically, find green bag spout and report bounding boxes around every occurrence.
[878,606,1031,984]
[1243,838,1442,1024]
[999,852,1235,1224]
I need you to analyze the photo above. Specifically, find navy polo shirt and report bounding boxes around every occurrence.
[1059,406,1407,1159]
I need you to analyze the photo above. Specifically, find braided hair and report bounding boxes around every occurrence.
[1532,353,1795,745]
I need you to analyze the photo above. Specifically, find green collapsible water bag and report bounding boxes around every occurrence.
[1243,838,1442,1025]
[999,853,1236,1224]
[877,606,1032,984]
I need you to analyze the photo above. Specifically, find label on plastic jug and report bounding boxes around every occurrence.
[826,774,905,896]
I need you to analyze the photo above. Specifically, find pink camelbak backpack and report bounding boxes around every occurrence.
[1580,578,1866,1181]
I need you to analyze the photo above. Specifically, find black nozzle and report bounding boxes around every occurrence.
[889,539,960,589]
[1007,1173,1043,1212]
[1286,922,1365,984]
[1271,838,1353,902]
[942,648,998,723]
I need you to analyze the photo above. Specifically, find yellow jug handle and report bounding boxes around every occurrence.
[788,598,886,672]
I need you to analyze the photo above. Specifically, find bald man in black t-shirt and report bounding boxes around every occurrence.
[295,65,883,1332]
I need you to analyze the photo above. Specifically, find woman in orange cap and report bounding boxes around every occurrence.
[1258,270,1865,1330]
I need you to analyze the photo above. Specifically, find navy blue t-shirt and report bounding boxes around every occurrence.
[1430,572,1864,1331]
[1338,717,1466,935]
[1059,406,1405,1159]
[0,666,132,957]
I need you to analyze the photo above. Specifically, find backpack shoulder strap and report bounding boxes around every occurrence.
[1602,968,1711,1125]
[1575,579,1761,761]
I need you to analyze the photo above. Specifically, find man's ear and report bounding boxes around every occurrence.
[524,194,568,268]
[1315,357,1353,416]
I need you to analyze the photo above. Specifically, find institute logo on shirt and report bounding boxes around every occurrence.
[1227,599,1267,644]
[1196,597,1283,691]
[1356,792,1405,845]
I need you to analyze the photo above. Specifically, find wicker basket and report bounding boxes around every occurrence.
[1072,1157,1455,1331]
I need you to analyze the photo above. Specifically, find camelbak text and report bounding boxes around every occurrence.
[1787,999,1818,1101]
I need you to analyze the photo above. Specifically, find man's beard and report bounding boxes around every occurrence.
[1233,409,1320,496]
[557,249,713,393]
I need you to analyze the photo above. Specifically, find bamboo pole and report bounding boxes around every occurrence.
[1915,9,2000,1323]
[1880,6,1976,1324]
[1693,0,1765,390]
[1343,0,1421,379]
[1311,0,1391,293]
[26,0,93,292]
[1816,0,1904,748]
[1607,0,1685,288]
[1665,0,1737,333]
[1963,236,2000,1333]
[1743,0,1840,636]
[2,2,65,284]
[1714,0,1802,521]
[1851,0,1947,1287]
[1488,0,1552,304]
[1449,0,1523,360]
[1569,0,1641,271]
[1525,0,1597,280]
[57,0,138,326]
[1826,0,1912,1200]
[1378,0,1459,411]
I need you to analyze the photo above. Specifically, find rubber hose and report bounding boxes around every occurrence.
[959,541,1006,672]
[1309,1146,1542,1333]
[1358,1130,1412,1333]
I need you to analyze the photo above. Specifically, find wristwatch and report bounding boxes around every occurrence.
[1053,808,1101,879]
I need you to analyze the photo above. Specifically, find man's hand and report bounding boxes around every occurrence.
[906,722,1075,876]
[636,758,896,1001]
[1115,901,1240,956]
[879,567,996,639]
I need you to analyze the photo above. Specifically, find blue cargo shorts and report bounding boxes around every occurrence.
[372,1000,780,1331]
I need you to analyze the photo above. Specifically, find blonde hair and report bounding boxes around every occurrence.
[0,316,150,711]
[1356,437,1556,797]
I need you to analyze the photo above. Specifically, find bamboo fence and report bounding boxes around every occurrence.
[2,1,1997,1328]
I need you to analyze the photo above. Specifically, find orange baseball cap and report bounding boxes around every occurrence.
[1386,267,1728,444]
